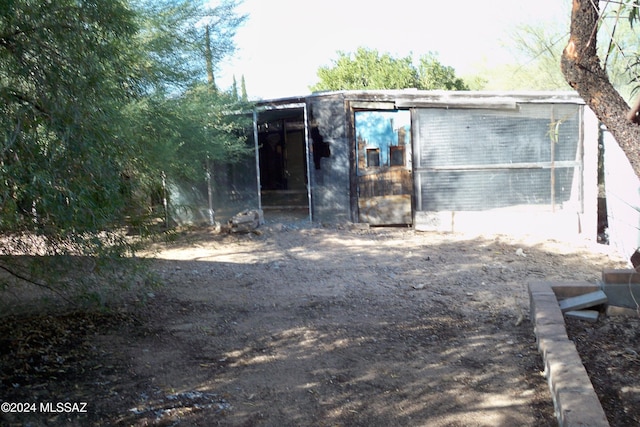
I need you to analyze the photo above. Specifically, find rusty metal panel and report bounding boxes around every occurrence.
[357,169,412,224]
[357,169,412,197]
[358,194,412,225]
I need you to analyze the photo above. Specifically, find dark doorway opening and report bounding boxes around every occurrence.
[257,108,309,212]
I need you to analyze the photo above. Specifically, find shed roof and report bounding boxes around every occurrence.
[255,90,585,110]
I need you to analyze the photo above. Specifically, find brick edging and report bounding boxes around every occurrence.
[528,281,610,427]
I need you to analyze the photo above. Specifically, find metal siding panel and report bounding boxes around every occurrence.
[414,104,582,212]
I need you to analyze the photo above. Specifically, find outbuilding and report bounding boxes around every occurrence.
[199,90,598,240]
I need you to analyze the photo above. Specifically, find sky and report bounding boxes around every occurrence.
[216,0,571,100]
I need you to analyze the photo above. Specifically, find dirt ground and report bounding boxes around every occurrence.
[566,313,640,426]
[0,215,635,426]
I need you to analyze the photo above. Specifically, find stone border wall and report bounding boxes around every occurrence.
[528,281,609,427]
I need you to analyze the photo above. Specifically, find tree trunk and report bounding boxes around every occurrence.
[205,25,217,92]
[561,0,640,178]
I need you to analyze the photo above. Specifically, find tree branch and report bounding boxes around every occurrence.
[0,262,72,303]
[562,0,640,179]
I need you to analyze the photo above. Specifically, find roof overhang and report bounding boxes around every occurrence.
[254,90,585,111]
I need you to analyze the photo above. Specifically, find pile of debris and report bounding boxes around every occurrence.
[547,268,640,322]
[224,209,264,234]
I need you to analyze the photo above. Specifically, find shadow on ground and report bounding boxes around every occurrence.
[0,224,626,426]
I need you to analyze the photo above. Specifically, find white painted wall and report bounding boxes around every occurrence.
[603,128,640,260]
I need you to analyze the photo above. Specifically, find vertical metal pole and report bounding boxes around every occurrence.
[303,104,313,222]
[578,106,585,215]
[410,108,418,223]
[253,109,262,211]
[550,108,556,213]
[206,158,215,225]
[162,170,169,228]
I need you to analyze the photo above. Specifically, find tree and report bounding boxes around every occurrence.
[241,75,248,101]
[501,24,572,90]
[417,54,468,90]
[232,75,239,100]
[127,0,251,220]
[0,0,248,238]
[496,11,638,94]
[124,87,251,185]
[205,24,218,91]
[0,0,251,298]
[311,47,469,92]
[0,0,152,301]
[0,0,140,246]
[562,0,640,178]
[133,0,247,94]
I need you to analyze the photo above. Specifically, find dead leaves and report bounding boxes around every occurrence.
[0,311,134,397]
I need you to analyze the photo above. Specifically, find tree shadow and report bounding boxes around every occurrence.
[0,227,626,426]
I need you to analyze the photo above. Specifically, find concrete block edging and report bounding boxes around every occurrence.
[528,281,610,427]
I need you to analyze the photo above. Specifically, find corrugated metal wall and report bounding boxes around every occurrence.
[414,104,583,213]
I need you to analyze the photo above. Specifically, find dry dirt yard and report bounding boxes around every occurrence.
[0,217,634,426]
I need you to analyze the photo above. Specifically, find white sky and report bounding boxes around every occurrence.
[216,0,571,99]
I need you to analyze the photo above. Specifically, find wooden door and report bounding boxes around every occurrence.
[355,110,412,225]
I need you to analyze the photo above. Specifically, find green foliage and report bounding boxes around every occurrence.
[126,0,252,221]
[0,0,251,301]
[124,86,252,186]
[232,75,239,100]
[605,0,640,95]
[0,0,249,237]
[133,0,247,93]
[498,24,572,91]
[628,0,640,26]
[241,75,248,101]
[311,47,469,92]
[417,54,469,90]
[0,0,139,242]
[498,2,640,98]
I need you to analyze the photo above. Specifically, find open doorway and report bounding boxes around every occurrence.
[256,107,310,215]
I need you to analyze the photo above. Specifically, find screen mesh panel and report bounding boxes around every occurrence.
[415,104,582,212]
[421,167,577,211]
